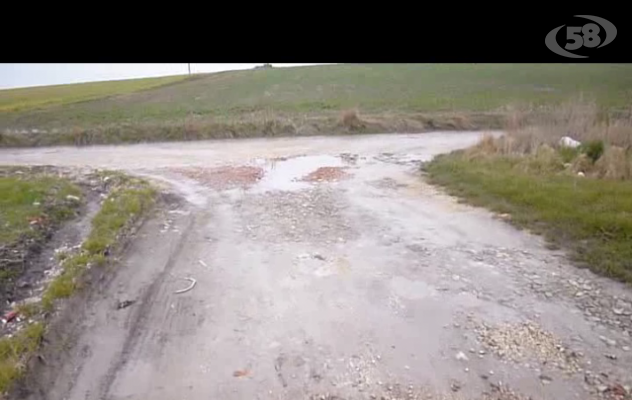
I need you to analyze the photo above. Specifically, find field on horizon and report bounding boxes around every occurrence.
[0,74,191,113]
[2,63,632,146]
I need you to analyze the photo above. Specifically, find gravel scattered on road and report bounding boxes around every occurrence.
[473,320,582,373]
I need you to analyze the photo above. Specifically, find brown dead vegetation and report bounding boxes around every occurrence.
[0,110,501,148]
[467,98,632,181]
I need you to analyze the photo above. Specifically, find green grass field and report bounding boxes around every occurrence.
[0,74,190,113]
[1,64,632,146]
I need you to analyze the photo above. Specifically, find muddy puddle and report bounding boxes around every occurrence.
[147,151,430,203]
[249,154,355,192]
[156,154,363,195]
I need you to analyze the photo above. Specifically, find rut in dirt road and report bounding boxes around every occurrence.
[1,132,631,400]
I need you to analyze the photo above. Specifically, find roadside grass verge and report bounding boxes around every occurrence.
[41,176,155,311]
[425,153,632,284]
[0,171,156,395]
[0,171,83,395]
[0,110,503,147]
[0,322,45,392]
[0,173,82,296]
[425,98,632,285]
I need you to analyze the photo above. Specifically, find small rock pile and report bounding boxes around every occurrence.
[474,321,582,373]
[468,245,632,338]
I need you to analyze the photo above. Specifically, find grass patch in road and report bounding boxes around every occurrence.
[425,150,632,285]
[0,176,81,245]
[0,74,190,113]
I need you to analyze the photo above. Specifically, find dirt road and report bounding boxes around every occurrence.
[2,132,631,400]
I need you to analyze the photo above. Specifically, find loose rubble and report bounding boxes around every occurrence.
[473,320,583,373]
[460,246,632,338]
[480,382,533,400]
[235,188,357,244]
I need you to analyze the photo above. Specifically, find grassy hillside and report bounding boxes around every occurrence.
[2,64,632,146]
[0,74,191,113]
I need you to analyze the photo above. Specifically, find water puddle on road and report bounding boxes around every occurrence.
[249,154,355,192]
[155,151,423,196]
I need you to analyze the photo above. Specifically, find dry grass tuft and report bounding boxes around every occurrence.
[596,120,632,149]
[338,108,365,130]
[503,98,632,150]
[595,145,632,180]
[522,144,564,174]
[466,97,632,180]
[465,133,499,158]
[571,154,593,175]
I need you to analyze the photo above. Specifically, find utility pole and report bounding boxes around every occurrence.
[188,63,191,75]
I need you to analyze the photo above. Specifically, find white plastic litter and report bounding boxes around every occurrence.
[559,136,581,148]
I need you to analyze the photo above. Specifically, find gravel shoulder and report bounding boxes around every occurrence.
[1,132,631,400]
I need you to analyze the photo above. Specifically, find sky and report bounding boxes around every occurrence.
[0,63,333,90]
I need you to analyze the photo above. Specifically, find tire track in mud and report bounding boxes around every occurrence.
[96,207,201,399]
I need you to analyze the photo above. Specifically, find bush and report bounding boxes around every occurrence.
[595,146,632,180]
[517,144,565,174]
[580,140,605,163]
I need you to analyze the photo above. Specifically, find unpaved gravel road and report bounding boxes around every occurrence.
[2,132,632,400]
